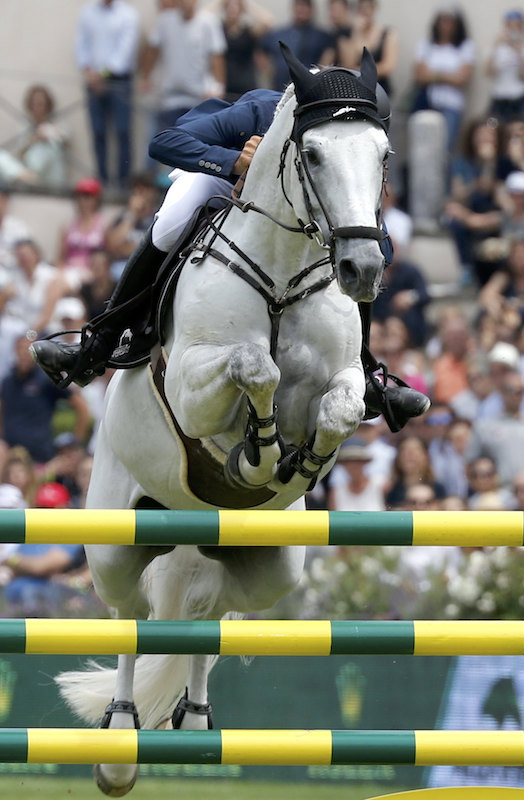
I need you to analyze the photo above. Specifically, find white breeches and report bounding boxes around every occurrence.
[152,170,231,253]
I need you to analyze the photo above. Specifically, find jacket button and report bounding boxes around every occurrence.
[198,160,205,167]
[204,161,211,168]
[216,166,222,173]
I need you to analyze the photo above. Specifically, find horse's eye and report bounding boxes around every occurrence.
[305,149,321,168]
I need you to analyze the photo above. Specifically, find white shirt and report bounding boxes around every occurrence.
[416,38,476,111]
[0,215,30,272]
[330,467,385,511]
[149,9,226,110]
[75,0,139,75]
[0,262,58,327]
[490,42,524,100]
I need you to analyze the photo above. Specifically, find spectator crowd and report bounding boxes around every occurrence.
[2,0,524,618]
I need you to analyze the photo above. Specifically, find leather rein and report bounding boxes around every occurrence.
[183,128,388,360]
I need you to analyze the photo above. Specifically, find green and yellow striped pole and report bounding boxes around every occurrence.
[1,729,524,765]
[0,509,522,546]
[2,619,524,656]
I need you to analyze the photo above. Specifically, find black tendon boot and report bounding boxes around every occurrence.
[359,303,431,433]
[30,226,167,388]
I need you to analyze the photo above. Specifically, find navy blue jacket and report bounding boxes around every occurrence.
[149,89,281,180]
[148,88,393,265]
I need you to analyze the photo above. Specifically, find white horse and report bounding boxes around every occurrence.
[57,49,390,796]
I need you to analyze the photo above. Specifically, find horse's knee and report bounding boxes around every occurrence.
[227,343,280,397]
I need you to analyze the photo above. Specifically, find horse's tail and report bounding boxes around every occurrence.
[55,652,217,729]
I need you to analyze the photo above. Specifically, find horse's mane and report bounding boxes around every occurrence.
[274,82,296,118]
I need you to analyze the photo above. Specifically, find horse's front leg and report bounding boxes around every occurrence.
[170,342,282,487]
[275,363,366,490]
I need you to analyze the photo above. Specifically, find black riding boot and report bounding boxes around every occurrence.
[359,302,430,432]
[30,226,167,388]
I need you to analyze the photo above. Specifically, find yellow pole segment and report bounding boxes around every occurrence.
[218,510,330,546]
[27,729,138,764]
[221,730,332,764]
[220,620,332,655]
[25,619,138,655]
[412,511,524,546]
[415,731,524,765]
[413,621,524,656]
[24,509,136,545]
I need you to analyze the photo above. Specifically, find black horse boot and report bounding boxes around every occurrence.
[358,302,430,432]
[30,226,167,388]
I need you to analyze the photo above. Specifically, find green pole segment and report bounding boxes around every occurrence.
[137,730,222,764]
[135,510,220,546]
[0,510,26,544]
[0,730,28,762]
[331,731,416,764]
[136,620,221,654]
[0,620,26,653]
[329,511,414,545]
[330,621,415,655]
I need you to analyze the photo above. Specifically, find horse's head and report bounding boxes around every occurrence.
[281,43,391,303]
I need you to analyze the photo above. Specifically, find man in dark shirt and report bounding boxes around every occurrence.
[1,336,89,464]
[258,0,335,90]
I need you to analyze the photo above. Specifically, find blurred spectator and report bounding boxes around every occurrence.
[337,0,397,96]
[0,187,30,272]
[449,353,493,421]
[0,336,89,464]
[413,7,475,152]
[13,85,69,189]
[404,481,440,510]
[75,0,140,188]
[258,0,335,91]
[477,342,524,419]
[79,249,115,319]
[479,237,524,326]
[0,239,64,337]
[2,481,88,617]
[446,171,524,284]
[445,117,504,285]
[105,174,158,279]
[428,409,470,498]
[375,195,430,346]
[328,0,353,67]
[503,119,524,174]
[385,434,446,509]
[355,416,396,483]
[56,178,106,288]
[486,10,524,123]
[510,470,524,509]
[328,441,385,511]
[72,453,94,508]
[44,432,87,503]
[140,0,227,134]
[466,455,513,510]
[466,369,524,486]
[380,317,429,396]
[431,312,472,404]
[1,446,39,506]
[213,0,275,102]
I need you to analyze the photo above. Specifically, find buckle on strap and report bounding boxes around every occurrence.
[171,688,213,730]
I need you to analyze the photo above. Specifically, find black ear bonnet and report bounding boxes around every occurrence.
[279,41,390,141]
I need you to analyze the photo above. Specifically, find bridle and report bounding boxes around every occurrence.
[185,113,390,360]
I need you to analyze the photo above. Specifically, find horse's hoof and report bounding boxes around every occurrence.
[94,764,139,797]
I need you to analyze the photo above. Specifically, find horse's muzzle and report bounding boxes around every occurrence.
[336,255,384,302]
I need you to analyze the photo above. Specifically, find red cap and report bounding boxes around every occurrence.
[35,482,71,509]
[74,177,103,196]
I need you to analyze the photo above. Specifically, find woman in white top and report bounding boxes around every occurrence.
[486,10,524,123]
[414,7,475,152]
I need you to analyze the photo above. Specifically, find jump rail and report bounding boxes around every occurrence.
[5,619,524,656]
[0,509,523,546]
[2,729,524,765]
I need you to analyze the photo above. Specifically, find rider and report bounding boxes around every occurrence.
[31,54,430,432]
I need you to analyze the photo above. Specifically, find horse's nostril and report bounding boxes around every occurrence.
[339,258,360,284]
